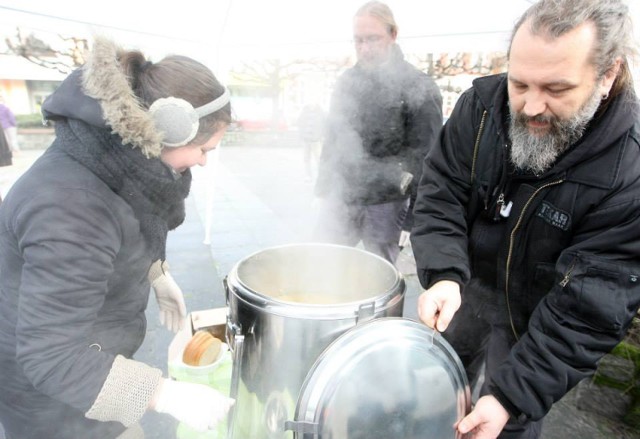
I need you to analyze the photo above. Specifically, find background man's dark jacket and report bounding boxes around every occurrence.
[316,44,442,228]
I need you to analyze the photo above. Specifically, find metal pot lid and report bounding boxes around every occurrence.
[287,318,470,439]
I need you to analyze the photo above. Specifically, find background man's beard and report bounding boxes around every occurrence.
[509,87,602,175]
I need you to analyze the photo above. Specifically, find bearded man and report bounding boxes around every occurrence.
[410,1,640,438]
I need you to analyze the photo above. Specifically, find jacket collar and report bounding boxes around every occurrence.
[42,37,162,157]
[471,73,640,188]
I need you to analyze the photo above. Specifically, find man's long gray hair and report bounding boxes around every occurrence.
[510,0,636,98]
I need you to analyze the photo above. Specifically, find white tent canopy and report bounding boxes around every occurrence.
[1,1,638,89]
[0,0,543,66]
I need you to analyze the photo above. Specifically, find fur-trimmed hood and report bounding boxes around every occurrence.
[42,37,163,157]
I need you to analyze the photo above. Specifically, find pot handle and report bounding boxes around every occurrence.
[356,302,375,324]
[226,320,244,439]
[223,276,230,303]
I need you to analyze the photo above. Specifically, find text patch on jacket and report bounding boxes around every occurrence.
[536,201,571,231]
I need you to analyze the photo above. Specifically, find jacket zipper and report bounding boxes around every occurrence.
[505,179,564,341]
[470,110,488,185]
[495,192,505,219]
[559,257,578,287]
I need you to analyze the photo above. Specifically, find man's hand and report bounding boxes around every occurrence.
[456,395,510,439]
[417,280,461,332]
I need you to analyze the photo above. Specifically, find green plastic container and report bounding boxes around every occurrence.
[169,350,233,438]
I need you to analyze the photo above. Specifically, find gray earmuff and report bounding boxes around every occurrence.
[149,88,230,147]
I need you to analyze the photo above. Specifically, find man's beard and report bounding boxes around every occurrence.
[509,86,602,175]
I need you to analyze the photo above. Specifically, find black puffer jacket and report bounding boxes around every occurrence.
[0,38,180,438]
[411,73,640,421]
[315,44,442,216]
[0,145,152,438]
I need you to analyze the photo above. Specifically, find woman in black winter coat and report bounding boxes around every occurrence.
[0,37,233,439]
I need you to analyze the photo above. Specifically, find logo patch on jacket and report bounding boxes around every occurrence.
[537,201,571,231]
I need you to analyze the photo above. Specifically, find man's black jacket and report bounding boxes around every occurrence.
[411,73,640,421]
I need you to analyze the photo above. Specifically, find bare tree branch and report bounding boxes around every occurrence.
[5,28,87,74]
[229,56,351,130]
[411,51,507,79]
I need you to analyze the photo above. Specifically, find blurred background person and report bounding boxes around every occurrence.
[0,95,20,153]
[0,124,11,205]
[297,102,326,183]
[314,0,442,264]
[0,37,233,438]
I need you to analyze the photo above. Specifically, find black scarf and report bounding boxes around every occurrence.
[52,118,191,261]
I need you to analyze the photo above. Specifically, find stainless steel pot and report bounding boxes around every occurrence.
[225,243,405,439]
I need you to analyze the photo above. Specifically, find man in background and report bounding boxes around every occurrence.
[0,124,11,204]
[0,96,19,153]
[314,0,442,263]
[297,103,326,183]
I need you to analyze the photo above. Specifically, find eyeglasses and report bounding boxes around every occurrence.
[353,35,385,46]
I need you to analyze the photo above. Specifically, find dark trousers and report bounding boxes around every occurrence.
[314,198,409,263]
[443,300,544,439]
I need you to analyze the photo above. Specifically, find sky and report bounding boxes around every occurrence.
[0,1,541,68]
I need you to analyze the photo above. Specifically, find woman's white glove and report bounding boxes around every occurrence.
[151,378,235,431]
[149,260,187,333]
[398,230,411,248]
